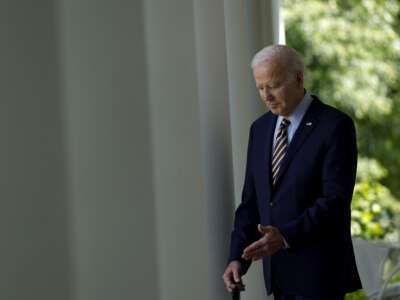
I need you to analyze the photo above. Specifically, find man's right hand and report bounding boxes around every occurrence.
[222,260,245,293]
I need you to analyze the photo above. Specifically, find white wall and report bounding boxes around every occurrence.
[2,0,282,299]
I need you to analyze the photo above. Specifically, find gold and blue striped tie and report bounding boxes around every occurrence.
[272,118,290,185]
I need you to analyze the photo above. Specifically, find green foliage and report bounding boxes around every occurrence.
[344,289,369,300]
[352,158,400,241]
[283,0,398,118]
[282,1,400,298]
[282,0,400,200]
[282,0,400,238]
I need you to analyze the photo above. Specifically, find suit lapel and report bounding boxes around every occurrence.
[273,97,324,189]
[262,112,277,197]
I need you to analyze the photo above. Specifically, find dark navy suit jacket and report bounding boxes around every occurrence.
[228,96,362,297]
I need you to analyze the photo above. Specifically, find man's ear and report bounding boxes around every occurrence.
[296,70,304,87]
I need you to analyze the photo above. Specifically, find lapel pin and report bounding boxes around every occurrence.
[306,122,312,126]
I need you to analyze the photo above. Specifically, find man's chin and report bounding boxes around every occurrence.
[269,107,281,115]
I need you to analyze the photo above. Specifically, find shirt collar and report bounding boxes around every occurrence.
[278,91,313,125]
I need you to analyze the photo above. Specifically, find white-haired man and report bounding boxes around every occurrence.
[222,45,361,299]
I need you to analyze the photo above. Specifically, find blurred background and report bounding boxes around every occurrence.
[282,0,400,299]
[2,0,399,299]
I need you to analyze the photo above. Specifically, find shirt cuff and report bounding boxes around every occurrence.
[282,236,290,249]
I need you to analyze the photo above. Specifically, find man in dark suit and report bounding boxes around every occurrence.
[222,45,362,299]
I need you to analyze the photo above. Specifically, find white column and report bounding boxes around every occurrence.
[192,1,236,299]
[224,1,279,299]
[144,1,211,300]
[57,0,159,299]
[3,0,282,299]
[272,0,286,44]
[0,1,72,299]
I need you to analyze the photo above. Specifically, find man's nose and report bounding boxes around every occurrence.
[261,89,271,100]
[261,89,268,100]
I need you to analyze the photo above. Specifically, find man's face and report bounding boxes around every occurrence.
[253,59,303,117]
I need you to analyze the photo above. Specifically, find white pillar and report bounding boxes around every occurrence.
[58,0,281,299]
[144,1,211,299]
[272,0,286,44]
[58,0,159,299]
[2,0,282,299]
[224,1,279,299]
[192,1,236,299]
[0,1,72,299]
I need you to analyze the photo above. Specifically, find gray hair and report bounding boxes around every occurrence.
[250,44,307,79]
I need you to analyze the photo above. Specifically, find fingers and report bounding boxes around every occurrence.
[241,226,283,261]
[230,281,245,293]
[250,253,264,261]
[243,249,264,261]
[242,248,266,261]
[258,224,273,234]
[223,275,245,293]
[242,228,282,260]
[242,237,267,260]
[243,238,264,253]
[244,239,283,260]
[222,261,245,293]
[233,268,241,283]
[222,271,235,292]
[234,282,246,292]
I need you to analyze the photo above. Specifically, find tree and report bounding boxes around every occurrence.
[282,0,400,243]
[282,2,400,298]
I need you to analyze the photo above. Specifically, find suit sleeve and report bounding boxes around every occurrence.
[278,115,357,250]
[228,123,261,273]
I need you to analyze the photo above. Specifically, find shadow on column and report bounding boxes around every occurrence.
[0,1,72,299]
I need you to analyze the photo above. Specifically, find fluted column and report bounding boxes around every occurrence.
[58,0,158,299]
[192,1,235,299]
[144,1,211,299]
[0,1,71,299]
[2,1,282,299]
[224,1,281,299]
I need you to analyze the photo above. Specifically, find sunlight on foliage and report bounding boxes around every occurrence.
[283,0,398,120]
[281,1,400,297]
[352,158,400,241]
[282,0,400,239]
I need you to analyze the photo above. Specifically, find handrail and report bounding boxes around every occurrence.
[377,263,400,300]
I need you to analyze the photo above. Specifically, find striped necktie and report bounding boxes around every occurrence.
[272,118,291,185]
